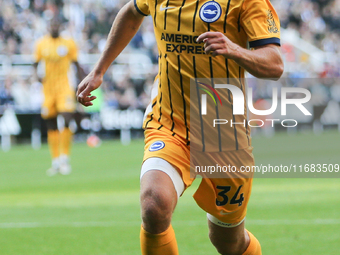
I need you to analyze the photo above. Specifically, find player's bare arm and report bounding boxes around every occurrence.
[197,32,284,80]
[33,62,42,83]
[73,61,86,82]
[76,0,145,107]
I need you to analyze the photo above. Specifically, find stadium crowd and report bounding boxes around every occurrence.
[0,0,156,111]
[0,0,340,109]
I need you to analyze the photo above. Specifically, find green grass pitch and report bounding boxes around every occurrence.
[0,131,339,254]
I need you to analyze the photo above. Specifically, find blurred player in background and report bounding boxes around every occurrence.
[34,18,84,176]
[77,0,283,254]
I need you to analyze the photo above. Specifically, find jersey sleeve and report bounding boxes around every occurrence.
[68,39,78,62]
[240,0,280,48]
[34,40,43,62]
[134,0,150,16]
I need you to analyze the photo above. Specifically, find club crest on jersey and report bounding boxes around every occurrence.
[57,46,68,57]
[199,1,222,23]
[149,141,165,152]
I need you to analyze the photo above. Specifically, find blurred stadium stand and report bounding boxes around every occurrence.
[1,0,340,150]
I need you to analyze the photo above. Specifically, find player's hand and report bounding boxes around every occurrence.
[197,32,239,59]
[76,71,103,107]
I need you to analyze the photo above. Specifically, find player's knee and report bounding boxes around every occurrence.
[209,231,245,255]
[211,239,245,255]
[141,187,173,219]
[140,188,174,231]
[217,245,244,255]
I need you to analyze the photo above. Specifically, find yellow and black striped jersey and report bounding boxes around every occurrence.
[138,0,280,152]
[34,36,78,92]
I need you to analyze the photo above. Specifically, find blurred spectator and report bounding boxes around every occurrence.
[0,77,14,107]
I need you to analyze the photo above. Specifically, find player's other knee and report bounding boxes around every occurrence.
[210,236,245,255]
[208,219,248,255]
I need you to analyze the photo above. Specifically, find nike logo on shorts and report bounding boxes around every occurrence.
[219,210,233,215]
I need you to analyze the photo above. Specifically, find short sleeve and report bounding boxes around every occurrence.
[240,0,280,48]
[34,40,43,62]
[134,0,150,16]
[68,39,78,62]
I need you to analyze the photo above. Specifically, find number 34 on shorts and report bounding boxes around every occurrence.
[216,185,244,207]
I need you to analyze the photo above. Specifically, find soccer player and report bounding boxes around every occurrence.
[34,18,84,176]
[77,0,283,254]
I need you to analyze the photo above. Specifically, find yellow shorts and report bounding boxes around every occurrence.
[143,127,255,225]
[41,88,76,119]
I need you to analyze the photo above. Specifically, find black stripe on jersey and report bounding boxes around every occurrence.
[209,57,222,152]
[154,0,158,27]
[239,66,243,90]
[230,67,241,150]
[158,97,163,122]
[226,59,238,150]
[158,107,162,122]
[177,55,189,141]
[159,90,163,103]
[192,0,199,32]
[157,55,163,127]
[225,59,230,93]
[193,56,205,152]
[239,66,250,146]
[245,117,250,145]
[177,0,186,31]
[237,7,242,32]
[145,114,154,128]
[158,107,163,123]
[165,56,175,132]
[164,0,170,30]
[232,110,239,150]
[223,0,232,33]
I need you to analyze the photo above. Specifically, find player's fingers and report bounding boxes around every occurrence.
[205,44,223,55]
[82,96,97,102]
[197,32,222,43]
[211,49,224,56]
[76,86,82,97]
[82,101,93,107]
[76,83,87,97]
[204,37,225,48]
[77,85,92,101]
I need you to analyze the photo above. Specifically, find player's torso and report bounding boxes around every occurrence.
[144,0,251,151]
[39,37,72,88]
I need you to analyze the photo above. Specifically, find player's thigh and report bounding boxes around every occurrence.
[192,147,255,225]
[142,128,194,191]
[41,94,57,119]
[56,89,76,114]
[140,128,192,229]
